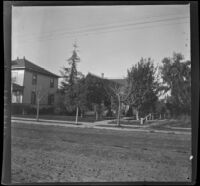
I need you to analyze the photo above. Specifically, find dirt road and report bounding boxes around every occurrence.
[11,122,192,183]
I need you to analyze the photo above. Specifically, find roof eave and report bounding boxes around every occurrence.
[12,67,60,78]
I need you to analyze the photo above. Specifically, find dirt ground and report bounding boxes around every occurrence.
[11,122,192,183]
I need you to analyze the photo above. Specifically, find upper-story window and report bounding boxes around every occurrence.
[32,73,37,85]
[50,78,54,88]
[12,72,18,83]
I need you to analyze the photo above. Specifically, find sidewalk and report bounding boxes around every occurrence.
[11,116,93,125]
[11,117,191,135]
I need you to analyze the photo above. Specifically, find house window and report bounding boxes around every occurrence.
[48,94,54,105]
[12,72,18,83]
[31,91,36,104]
[32,73,37,85]
[12,77,17,84]
[50,78,54,88]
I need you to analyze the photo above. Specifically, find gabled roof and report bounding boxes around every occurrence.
[86,72,127,87]
[86,72,103,79]
[12,58,60,78]
[109,79,127,86]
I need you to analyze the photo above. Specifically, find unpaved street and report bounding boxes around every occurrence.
[12,122,191,183]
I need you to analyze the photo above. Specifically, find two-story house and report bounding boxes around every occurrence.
[12,57,59,109]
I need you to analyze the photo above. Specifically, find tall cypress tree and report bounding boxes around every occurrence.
[60,43,83,113]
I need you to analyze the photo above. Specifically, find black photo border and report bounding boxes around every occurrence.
[2,1,199,185]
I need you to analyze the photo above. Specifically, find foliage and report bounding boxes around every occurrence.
[73,77,88,114]
[160,52,191,116]
[54,90,68,114]
[85,74,105,105]
[11,104,55,115]
[83,73,117,119]
[11,104,30,115]
[154,99,167,114]
[126,58,158,117]
[84,74,111,108]
[60,48,82,90]
[59,45,85,113]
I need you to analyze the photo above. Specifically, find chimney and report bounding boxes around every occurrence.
[101,73,104,78]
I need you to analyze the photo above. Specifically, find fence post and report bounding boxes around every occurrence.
[140,118,144,125]
[75,106,79,125]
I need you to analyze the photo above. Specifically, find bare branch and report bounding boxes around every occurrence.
[34,86,49,102]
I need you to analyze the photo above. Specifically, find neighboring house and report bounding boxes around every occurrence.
[84,73,127,116]
[86,72,127,86]
[12,57,60,108]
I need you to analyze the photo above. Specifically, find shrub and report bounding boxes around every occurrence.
[11,104,30,115]
[12,104,56,115]
[177,114,191,123]
[39,107,54,115]
[26,106,36,115]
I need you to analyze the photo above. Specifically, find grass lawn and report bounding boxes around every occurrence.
[12,114,114,123]
[109,119,191,130]
[11,122,191,183]
[150,120,191,130]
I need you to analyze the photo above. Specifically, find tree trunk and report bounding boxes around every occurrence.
[75,106,79,125]
[36,99,40,122]
[140,117,144,125]
[136,110,139,120]
[81,111,83,118]
[94,105,99,121]
[117,95,121,127]
[96,111,98,121]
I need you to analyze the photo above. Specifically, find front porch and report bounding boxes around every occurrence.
[12,83,24,103]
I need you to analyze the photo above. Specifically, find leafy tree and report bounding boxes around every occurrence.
[126,58,158,119]
[160,52,191,116]
[155,99,167,114]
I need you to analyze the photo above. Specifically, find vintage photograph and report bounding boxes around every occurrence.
[10,3,192,183]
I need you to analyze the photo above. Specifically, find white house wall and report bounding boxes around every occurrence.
[12,69,25,86]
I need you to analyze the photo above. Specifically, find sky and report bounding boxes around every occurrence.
[12,5,190,79]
